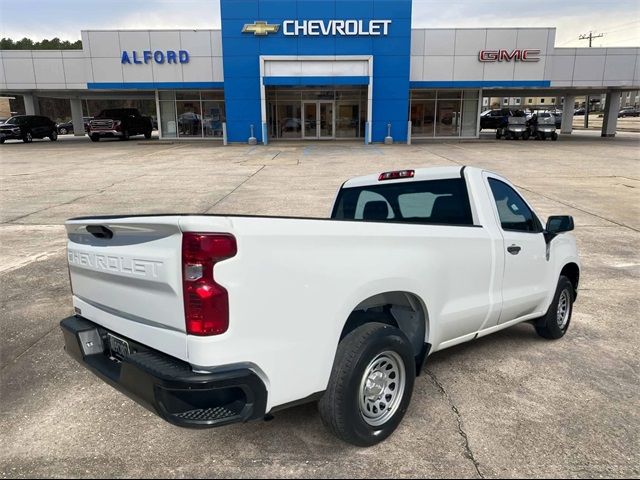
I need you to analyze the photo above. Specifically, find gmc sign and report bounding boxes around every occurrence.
[478,49,541,62]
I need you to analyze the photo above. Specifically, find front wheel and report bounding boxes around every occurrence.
[523,131,530,140]
[59,127,68,135]
[535,276,574,340]
[144,130,152,139]
[318,323,416,447]
[49,131,58,141]
[120,130,130,141]
[551,132,558,141]
[90,134,100,142]
[23,132,33,143]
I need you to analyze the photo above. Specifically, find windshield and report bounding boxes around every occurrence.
[5,116,27,125]
[97,109,137,118]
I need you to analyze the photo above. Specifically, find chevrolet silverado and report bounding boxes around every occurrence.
[60,166,580,446]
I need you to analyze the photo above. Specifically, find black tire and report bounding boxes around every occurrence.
[49,131,58,141]
[120,130,130,141]
[551,132,558,141]
[0,138,4,144]
[144,130,152,139]
[90,134,100,142]
[23,131,33,143]
[495,130,501,139]
[523,131,530,140]
[535,276,574,340]
[318,323,416,447]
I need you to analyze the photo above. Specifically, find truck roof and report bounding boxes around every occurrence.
[342,166,470,189]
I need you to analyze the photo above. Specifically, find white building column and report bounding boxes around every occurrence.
[601,90,621,137]
[561,95,575,134]
[70,98,84,136]
[23,94,40,115]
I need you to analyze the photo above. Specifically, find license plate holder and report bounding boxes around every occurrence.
[107,333,131,360]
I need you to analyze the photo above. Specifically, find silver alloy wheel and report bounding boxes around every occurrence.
[358,350,406,427]
[25,132,32,142]
[59,128,67,135]
[557,289,570,329]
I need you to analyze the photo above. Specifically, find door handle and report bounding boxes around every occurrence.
[507,244,522,255]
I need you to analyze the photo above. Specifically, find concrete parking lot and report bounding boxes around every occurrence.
[1,131,639,478]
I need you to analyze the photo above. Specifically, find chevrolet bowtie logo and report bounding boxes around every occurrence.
[242,21,280,36]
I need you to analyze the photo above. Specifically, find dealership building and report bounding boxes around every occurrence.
[1,0,638,143]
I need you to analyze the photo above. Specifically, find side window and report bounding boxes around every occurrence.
[488,178,541,233]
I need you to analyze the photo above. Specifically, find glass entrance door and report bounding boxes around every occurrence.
[302,101,334,139]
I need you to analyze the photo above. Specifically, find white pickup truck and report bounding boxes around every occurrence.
[61,166,580,446]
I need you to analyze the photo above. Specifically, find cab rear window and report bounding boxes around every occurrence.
[332,179,474,226]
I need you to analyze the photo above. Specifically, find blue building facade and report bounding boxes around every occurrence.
[220,0,412,143]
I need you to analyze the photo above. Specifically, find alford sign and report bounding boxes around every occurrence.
[478,49,541,62]
[121,50,190,65]
[242,19,392,36]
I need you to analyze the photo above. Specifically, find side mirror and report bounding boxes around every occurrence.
[546,215,574,234]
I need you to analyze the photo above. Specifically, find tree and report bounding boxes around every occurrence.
[0,37,82,50]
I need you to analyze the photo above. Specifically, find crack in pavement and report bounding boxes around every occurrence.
[5,174,147,224]
[424,369,485,479]
[203,165,266,212]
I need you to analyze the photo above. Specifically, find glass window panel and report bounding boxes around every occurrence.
[435,99,461,136]
[336,102,359,138]
[437,90,462,100]
[159,100,177,138]
[158,91,175,101]
[411,90,436,100]
[176,91,200,100]
[177,101,202,137]
[410,100,435,137]
[461,98,478,137]
[462,90,479,100]
[201,91,224,101]
[202,101,225,138]
[277,102,302,139]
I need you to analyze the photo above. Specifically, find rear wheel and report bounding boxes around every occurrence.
[318,323,416,447]
[59,127,68,135]
[535,276,574,340]
[144,129,152,139]
[49,131,58,141]
[0,138,4,144]
[23,131,33,143]
[90,134,100,142]
[523,131,530,140]
[551,132,558,141]
[120,130,130,141]
[495,130,501,139]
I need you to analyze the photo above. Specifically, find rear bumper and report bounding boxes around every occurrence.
[60,316,268,428]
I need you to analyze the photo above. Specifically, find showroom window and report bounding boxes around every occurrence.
[410,90,479,138]
[158,90,225,140]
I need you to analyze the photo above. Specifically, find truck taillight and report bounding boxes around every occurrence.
[378,170,415,181]
[182,233,237,336]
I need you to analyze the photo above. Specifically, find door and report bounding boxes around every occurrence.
[485,175,550,323]
[302,101,334,139]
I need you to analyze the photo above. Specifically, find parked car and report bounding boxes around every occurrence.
[480,108,519,130]
[58,117,94,135]
[88,108,153,142]
[61,166,580,447]
[574,108,586,116]
[618,106,640,117]
[0,115,58,143]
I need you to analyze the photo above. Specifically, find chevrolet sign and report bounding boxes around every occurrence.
[242,19,392,36]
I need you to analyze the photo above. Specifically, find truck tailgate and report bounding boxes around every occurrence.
[66,216,187,359]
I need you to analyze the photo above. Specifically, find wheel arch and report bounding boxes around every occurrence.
[339,291,430,374]
[560,262,580,298]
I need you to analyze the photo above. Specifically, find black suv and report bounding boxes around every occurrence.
[480,109,518,130]
[0,115,58,143]
[88,108,153,142]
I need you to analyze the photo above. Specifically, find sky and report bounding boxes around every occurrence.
[0,0,638,48]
